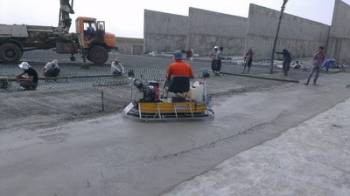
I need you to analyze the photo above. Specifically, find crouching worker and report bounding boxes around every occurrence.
[165,52,194,99]
[43,59,60,77]
[111,59,125,76]
[16,62,38,90]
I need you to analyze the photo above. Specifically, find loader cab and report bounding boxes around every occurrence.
[75,17,116,64]
[76,17,103,48]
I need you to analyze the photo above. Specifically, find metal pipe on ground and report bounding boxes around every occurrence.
[1,75,126,82]
[221,72,300,83]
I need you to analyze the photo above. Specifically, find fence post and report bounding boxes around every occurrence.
[101,90,105,112]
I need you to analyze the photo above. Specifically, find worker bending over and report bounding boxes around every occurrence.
[111,59,125,76]
[16,62,39,90]
[43,59,60,77]
[166,52,194,95]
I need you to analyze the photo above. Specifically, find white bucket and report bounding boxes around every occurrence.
[190,81,204,102]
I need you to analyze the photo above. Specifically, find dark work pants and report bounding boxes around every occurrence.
[211,60,218,72]
[306,65,320,85]
[283,61,291,76]
[20,81,37,90]
[242,60,252,73]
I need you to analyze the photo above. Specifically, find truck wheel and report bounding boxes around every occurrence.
[88,45,108,65]
[0,43,23,63]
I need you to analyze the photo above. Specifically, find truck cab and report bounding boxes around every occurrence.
[75,17,116,64]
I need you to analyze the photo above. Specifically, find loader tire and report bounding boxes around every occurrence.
[0,43,23,63]
[88,45,108,65]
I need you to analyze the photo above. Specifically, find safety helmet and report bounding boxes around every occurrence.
[174,52,183,60]
[18,62,30,70]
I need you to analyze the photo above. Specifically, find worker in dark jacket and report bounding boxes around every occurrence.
[16,62,39,90]
[210,46,219,75]
[216,47,224,75]
[277,49,292,76]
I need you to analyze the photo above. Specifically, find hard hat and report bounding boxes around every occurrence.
[52,59,58,65]
[174,52,183,60]
[214,46,219,49]
[18,62,30,70]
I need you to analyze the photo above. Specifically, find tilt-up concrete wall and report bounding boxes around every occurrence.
[187,7,248,56]
[144,10,188,53]
[246,4,330,60]
[328,0,350,64]
[116,37,144,55]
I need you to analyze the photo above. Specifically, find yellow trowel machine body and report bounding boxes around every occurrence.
[123,72,214,122]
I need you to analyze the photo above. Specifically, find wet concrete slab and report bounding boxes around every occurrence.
[163,96,350,196]
[0,73,349,196]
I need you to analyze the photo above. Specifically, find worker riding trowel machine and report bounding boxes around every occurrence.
[123,71,214,121]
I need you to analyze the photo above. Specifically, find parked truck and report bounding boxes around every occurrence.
[0,0,116,64]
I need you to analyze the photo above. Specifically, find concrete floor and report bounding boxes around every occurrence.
[163,93,350,196]
[163,99,350,196]
[0,72,349,196]
[0,73,283,131]
[1,51,290,131]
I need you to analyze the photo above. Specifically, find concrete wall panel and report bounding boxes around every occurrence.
[144,10,188,53]
[328,0,350,64]
[145,34,187,52]
[246,4,329,60]
[188,34,246,56]
[116,37,144,55]
[187,8,247,56]
[330,0,350,39]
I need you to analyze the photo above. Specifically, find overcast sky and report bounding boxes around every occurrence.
[1,0,349,38]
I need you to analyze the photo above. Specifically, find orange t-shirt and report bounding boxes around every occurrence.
[166,60,194,80]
